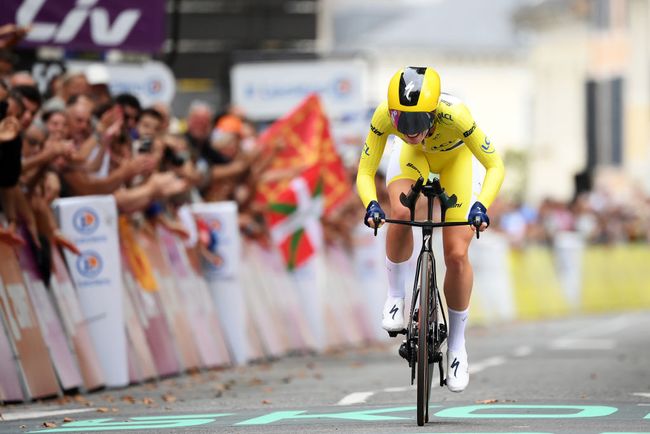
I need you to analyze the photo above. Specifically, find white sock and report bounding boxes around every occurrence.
[386,257,408,299]
[447,307,469,352]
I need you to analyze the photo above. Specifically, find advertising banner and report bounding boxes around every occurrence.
[191,201,250,365]
[138,230,201,371]
[0,308,24,402]
[53,195,128,387]
[0,242,59,399]
[50,248,104,391]
[121,256,179,378]
[158,227,225,368]
[67,61,176,106]
[231,59,367,121]
[15,238,83,391]
[6,0,165,52]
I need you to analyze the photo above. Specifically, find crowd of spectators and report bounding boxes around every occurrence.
[492,188,650,247]
[0,23,367,278]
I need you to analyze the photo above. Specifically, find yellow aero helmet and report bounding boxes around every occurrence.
[387,66,441,135]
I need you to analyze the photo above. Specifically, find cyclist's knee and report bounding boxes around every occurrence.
[389,203,411,221]
[444,248,469,272]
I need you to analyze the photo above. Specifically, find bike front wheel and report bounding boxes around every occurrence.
[416,252,434,426]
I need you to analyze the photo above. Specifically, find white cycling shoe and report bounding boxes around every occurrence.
[446,348,469,392]
[381,297,405,332]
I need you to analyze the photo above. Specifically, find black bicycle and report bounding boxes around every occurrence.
[372,176,479,426]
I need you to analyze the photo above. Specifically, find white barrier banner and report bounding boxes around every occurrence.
[191,201,249,364]
[191,201,241,279]
[53,195,128,387]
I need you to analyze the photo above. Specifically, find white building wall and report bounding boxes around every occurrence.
[525,23,590,204]
[625,0,650,192]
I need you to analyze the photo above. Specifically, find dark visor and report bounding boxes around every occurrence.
[390,110,433,135]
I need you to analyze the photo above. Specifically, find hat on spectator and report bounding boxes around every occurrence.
[215,114,242,135]
[85,63,110,86]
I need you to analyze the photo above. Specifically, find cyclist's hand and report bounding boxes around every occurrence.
[468,201,490,233]
[364,200,385,230]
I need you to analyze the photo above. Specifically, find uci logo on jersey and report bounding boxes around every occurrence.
[72,207,99,235]
[481,137,495,154]
[76,251,103,279]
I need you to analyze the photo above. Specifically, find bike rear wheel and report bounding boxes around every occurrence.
[416,252,434,426]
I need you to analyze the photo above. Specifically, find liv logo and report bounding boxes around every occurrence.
[72,207,99,235]
[16,0,142,46]
[76,250,103,279]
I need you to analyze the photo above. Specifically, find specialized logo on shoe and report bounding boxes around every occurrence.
[450,358,460,377]
[389,305,399,320]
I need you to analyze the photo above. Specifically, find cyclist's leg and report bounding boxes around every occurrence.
[438,147,483,391]
[382,139,429,331]
[438,146,482,311]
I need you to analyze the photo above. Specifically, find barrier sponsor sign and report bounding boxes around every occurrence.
[191,201,250,364]
[54,196,128,387]
[50,247,104,390]
[158,227,225,368]
[0,307,24,402]
[15,238,83,391]
[119,235,180,378]
[7,0,165,52]
[0,242,59,399]
[139,230,201,371]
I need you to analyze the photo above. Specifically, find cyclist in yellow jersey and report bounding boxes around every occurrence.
[356,66,504,393]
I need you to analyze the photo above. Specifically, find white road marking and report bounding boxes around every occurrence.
[338,354,509,405]
[512,345,532,357]
[633,393,650,399]
[469,356,506,374]
[0,407,95,421]
[550,338,616,350]
[383,386,415,393]
[336,391,375,405]
[549,315,635,351]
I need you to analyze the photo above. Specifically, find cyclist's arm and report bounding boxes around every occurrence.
[356,103,392,208]
[453,104,504,208]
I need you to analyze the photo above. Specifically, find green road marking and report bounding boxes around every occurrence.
[28,414,233,432]
[436,404,618,419]
[236,406,419,425]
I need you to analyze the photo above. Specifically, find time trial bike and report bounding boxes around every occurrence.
[372,176,480,426]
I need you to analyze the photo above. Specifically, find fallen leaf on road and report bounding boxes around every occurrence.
[261,400,271,404]
[475,399,499,404]
[143,398,155,405]
[120,395,136,404]
[248,377,264,386]
[63,417,73,423]
[42,422,57,428]
[97,408,109,413]
[162,394,177,403]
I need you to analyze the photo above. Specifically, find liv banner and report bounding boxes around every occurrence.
[6,0,165,52]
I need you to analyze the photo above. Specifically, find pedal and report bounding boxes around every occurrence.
[387,328,407,338]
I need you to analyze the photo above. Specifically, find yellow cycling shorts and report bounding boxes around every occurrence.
[385,138,485,222]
